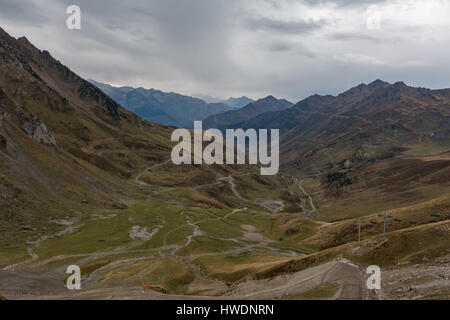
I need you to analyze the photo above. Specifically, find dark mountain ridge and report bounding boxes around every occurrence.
[202,95,293,130]
[89,80,232,127]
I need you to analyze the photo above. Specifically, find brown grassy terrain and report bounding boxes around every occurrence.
[301,155,450,222]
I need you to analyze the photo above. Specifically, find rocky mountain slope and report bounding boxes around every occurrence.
[0,26,179,232]
[234,80,449,173]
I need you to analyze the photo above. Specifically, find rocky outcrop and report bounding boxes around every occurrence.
[23,116,56,146]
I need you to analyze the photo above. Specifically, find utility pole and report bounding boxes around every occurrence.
[355,219,362,242]
[383,214,392,240]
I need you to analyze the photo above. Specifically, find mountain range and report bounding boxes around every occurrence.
[235,79,449,173]
[89,80,233,127]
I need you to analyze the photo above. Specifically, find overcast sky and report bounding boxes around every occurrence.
[1,0,450,101]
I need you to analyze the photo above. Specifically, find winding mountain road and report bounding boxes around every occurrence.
[298,179,317,218]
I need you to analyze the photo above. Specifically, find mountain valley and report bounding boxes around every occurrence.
[0,27,448,300]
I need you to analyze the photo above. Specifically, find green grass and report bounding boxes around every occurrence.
[141,258,195,293]
[281,282,339,300]
[178,236,243,256]
[0,245,29,269]
[193,252,293,283]
[101,260,157,284]
[36,256,84,272]
[34,215,132,259]
[32,199,194,261]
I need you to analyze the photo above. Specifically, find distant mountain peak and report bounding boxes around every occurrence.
[369,79,389,85]
[338,79,391,99]
[228,95,251,100]
[261,95,277,101]
[392,81,407,87]
[224,96,255,109]
[368,79,390,89]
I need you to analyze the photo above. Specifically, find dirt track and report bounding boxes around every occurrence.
[298,179,316,217]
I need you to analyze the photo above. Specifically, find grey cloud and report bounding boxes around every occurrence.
[269,41,294,52]
[0,0,449,103]
[302,0,387,7]
[0,0,47,25]
[329,32,382,43]
[267,41,316,59]
[246,17,327,34]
